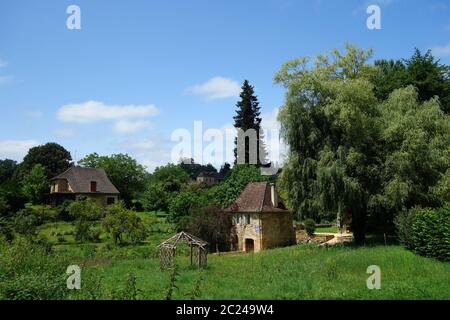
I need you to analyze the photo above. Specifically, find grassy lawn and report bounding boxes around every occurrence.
[84,244,449,300]
[315,226,339,233]
[33,217,449,300]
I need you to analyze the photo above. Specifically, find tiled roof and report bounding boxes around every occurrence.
[51,167,120,194]
[224,182,288,213]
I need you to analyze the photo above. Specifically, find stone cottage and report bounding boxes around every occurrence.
[49,167,120,206]
[224,182,295,252]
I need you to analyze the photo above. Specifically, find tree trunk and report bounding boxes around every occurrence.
[351,209,366,245]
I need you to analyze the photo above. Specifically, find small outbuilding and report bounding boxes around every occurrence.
[158,231,208,270]
[224,182,295,253]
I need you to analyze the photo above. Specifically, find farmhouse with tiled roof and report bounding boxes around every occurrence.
[49,166,120,206]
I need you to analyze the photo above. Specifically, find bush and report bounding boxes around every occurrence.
[12,209,40,238]
[411,206,450,261]
[0,237,69,300]
[56,200,75,221]
[168,190,206,229]
[304,219,316,235]
[69,198,103,243]
[394,208,417,250]
[0,195,10,216]
[140,182,168,212]
[102,202,147,245]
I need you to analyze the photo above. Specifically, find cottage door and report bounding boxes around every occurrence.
[245,239,254,252]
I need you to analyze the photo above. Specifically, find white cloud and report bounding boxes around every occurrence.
[0,140,40,160]
[57,100,159,123]
[431,43,450,57]
[187,76,241,100]
[113,119,152,134]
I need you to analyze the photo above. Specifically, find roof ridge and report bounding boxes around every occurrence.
[259,181,268,211]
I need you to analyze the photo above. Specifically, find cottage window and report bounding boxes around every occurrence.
[90,181,97,192]
[245,214,250,225]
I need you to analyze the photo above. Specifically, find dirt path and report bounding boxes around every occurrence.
[318,232,354,246]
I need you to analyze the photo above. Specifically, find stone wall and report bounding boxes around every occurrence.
[233,213,262,252]
[232,212,295,252]
[261,212,295,250]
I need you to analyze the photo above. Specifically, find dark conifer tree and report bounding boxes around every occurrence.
[233,80,267,165]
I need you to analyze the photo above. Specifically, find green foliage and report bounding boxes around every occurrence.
[179,158,218,180]
[0,195,10,216]
[304,219,316,235]
[394,208,418,250]
[0,159,17,184]
[151,163,190,192]
[68,198,103,242]
[111,273,141,300]
[12,209,40,237]
[372,49,450,114]
[0,217,14,241]
[275,44,450,243]
[0,237,68,300]
[68,198,103,221]
[411,206,450,261]
[219,162,231,177]
[165,265,179,300]
[275,44,378,243]
[102,202,147,244]
[78,153,148,206]
[233,80,268,165]
[213,164,268,208]
[16,142,72,180]
[168,189,206,229]
[140,182,168,212]
[21,164,49,204]
[0,179,27,214]
[56,200,75,221]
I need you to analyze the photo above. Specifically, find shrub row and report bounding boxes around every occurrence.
[395,205,450,261]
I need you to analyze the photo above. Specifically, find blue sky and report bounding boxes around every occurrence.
[1,0,449,171]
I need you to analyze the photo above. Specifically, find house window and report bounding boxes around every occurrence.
[107,197,116,205]
[90,181,97,192]
[245,214,251,225]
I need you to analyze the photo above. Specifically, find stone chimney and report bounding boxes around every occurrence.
[270,183,278,208]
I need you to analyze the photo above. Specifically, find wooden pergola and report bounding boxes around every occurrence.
[158,231,208,270]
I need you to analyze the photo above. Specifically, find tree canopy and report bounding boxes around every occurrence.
[17,143,72,180]
[233,80,267,165]
[372,49,450,113]
[275,44,450,243]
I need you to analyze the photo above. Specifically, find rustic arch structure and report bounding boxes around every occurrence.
[158,231,208,270]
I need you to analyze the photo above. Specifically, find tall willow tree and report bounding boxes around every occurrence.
[275,45,381,243]
[275,45,450,244]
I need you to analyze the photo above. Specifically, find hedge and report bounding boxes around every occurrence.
[396,205,450,261]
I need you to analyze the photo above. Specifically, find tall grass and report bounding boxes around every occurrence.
[92,244,450,300]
